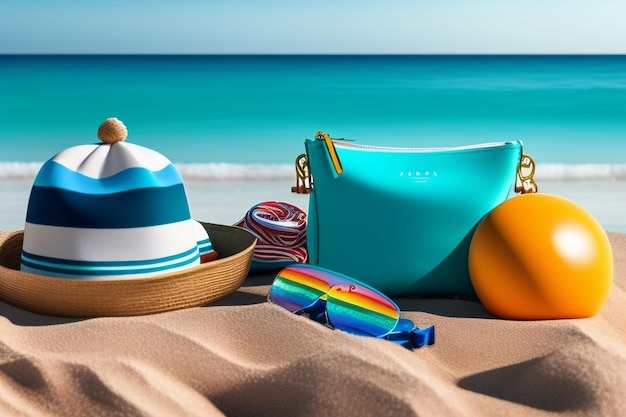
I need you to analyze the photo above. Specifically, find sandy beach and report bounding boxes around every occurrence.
[0,230,623,416]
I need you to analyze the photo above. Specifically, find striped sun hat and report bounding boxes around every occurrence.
[0,118,256,316]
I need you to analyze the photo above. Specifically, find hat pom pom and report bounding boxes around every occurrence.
[97,118,128,144]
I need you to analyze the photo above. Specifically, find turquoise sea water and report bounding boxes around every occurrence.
[2,55,626,164]
[1,55,625,230]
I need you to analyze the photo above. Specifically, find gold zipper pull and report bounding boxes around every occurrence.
[315,131,343,175]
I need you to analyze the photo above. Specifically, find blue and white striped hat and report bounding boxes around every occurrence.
[0,118,256,317]
[20,118,218,279]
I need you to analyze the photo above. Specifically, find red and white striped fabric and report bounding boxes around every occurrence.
[236,202,308,265]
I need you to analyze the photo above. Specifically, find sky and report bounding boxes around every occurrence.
[1,0,625,54]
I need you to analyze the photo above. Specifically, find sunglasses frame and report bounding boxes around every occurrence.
[269,264,435,349]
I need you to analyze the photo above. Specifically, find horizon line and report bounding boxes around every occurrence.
[1,52,626,56]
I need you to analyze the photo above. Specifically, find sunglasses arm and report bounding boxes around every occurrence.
[382,320,435,349]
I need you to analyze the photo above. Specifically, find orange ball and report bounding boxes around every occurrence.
[469,193,613,320]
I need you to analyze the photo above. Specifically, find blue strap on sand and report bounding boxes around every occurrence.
[302,300,435,350]
[383,318,435,349]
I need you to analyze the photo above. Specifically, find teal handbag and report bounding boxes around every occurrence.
[301,132,530,297]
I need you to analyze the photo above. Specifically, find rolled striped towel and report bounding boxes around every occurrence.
[236,201,308,270]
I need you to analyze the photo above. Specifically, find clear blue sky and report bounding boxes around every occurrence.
[1,0,625,54]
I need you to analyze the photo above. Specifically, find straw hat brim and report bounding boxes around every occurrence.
[0,222,256,317]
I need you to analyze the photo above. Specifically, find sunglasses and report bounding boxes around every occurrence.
[268,264,434,349]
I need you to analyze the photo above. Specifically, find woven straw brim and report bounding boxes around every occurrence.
[0,222,256,317]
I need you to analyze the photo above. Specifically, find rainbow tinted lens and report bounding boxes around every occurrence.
[326,284,399,337]
[269,264,400,337]
[269,271,328,313]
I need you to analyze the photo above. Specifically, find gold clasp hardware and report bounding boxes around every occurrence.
[516,154,538,194]
[315,131,343,175]
[291,153,312,194]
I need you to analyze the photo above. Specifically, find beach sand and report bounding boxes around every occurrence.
[0,232,624,416]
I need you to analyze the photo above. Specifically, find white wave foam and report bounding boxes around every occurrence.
[0,162,295,181]
[536,163,626,181]
[0,162,44,179]
[176,163,294,180]
[1,162,625,182]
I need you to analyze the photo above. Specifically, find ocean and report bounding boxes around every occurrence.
[1,55,625,231]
